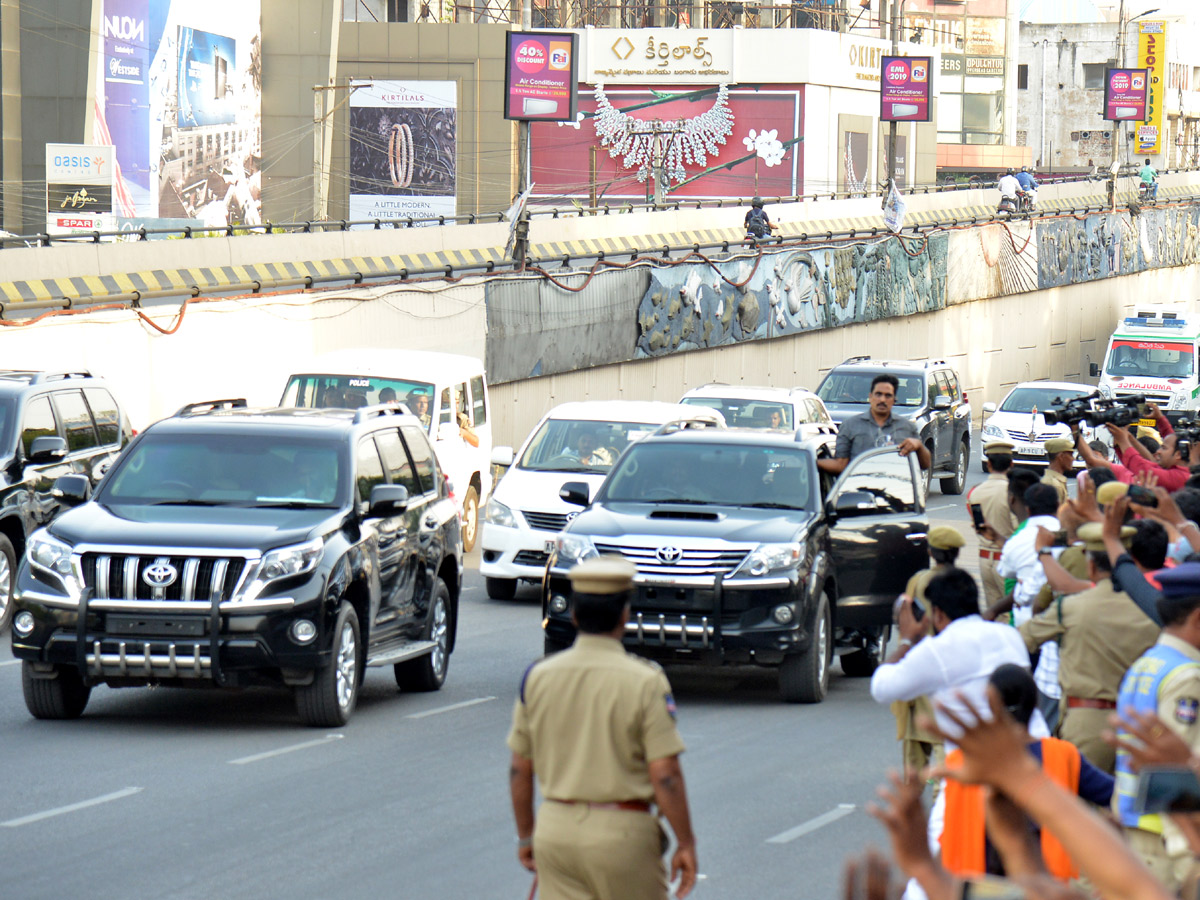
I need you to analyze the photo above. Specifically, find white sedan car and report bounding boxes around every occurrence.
[980,381,1111,471]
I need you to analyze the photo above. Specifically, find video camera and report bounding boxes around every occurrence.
[1042,391,1147,429]
[1174,416,1200,457]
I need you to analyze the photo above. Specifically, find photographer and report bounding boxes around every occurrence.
[1109,424,1190,492]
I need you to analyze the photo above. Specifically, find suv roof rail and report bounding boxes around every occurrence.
[794,423,838,442]
[842,355,872,364]
[26,371,93,384]
[352,403,411,424]
[174,398,249,416]
[651,411,726,436]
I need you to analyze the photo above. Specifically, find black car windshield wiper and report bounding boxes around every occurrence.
[252,500,333,509]
[743,501,803,509]
[148,498,223,507]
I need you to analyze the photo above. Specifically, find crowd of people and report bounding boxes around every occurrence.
[863,403,1200,900]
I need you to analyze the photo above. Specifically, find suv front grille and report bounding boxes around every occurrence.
[593,541,749,577]
[522,510,571,532]
[81,553,248,603]
[1004,429,1062,443]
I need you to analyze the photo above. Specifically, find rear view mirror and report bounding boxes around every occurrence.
[52,473,91,506]
[28,436,67,463]
[832,490,880,517]
[366,483,408,518]
[1089,362,1101,378]
[491,446,514,467]
[560,481,590,507]
[983,402,996,414]
[932,395,951,410]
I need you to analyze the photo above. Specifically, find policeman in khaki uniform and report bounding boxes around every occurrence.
[890,525,963,772]
[966,440,1019,609]
[1041,437,1075,505]
[1018,522,1160,773]
[507,558,698,900]
[1113,562,1200,893]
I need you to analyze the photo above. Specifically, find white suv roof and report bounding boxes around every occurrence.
[681,384,819,403]
[299,349,484,383]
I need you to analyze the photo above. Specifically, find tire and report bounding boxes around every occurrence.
[461,486,480,553]
[779,594,831,703]
[0,532,15,631]
[395,578,451,692]
[544,633,572,655]
[22,662,91,720]
[940,440,969,495]
[840,625,891,678]
[295,601,360,727]
[486,577,517,601]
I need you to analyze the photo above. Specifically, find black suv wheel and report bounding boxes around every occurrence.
[395,578,451,692]
[940,440,969,495]
[295,602,361,727]
[780,595,831,703]
[22,663,91,720]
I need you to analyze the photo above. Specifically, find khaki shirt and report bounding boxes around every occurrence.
[1041,468,1069,505]
[1032,545,1088,615]
[507,635,685,803]
[1019,577,1160,701]
[968,472,1017,550]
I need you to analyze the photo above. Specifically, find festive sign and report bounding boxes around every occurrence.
[505,31,578,122]
[880,56,932,122]
[1103,67,1149,121]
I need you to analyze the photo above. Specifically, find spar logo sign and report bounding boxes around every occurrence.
[514,40,547,74]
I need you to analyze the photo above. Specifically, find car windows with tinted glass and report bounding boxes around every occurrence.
[52,390,99,452]
[21,396,57,457]
[376,428,421,496]
[84,388,121,445]
[836,449,917,513]
[401,425,437,494]
[356,438,387,506]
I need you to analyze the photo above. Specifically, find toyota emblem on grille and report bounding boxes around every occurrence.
[656,546,683,564]
[143,559,178,588]
[565,511,578,523]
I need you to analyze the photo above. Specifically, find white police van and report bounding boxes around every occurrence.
[1092,307,1200,421]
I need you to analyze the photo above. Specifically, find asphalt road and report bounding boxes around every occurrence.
[0,454,996,900]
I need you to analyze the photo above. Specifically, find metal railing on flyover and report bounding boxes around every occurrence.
[3,183,1196,320]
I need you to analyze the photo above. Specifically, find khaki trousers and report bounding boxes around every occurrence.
[534,800,668,900]
[1125,827,1187,894]
[1058,706,1116,774]
[979,555,1005,611]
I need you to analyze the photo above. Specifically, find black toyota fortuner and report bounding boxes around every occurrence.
[541,423,928,703]
[10,403,462,726]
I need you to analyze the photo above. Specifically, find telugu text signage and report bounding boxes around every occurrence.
[585,29,732,83]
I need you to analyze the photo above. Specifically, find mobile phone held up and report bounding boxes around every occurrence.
[894,593,925,623]
[1127,484,1159,508]
[970,503,986,530]
[1133,765,1200,814]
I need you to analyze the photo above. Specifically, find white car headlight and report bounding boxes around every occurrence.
[555,533,598,567]
[1098,383,1113,398]
[982,423,1004,439]
[485,498,517,529]
[28,531,75,586]
[249,537,325,596]
[734,543,802,578]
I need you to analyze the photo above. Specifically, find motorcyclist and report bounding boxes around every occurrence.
[997,168,1022,212]
[744,197,779,242]
[1139,158,1158,200]
[1015,165,1038,210]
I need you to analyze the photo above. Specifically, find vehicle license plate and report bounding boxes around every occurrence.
[544,540,555,554]
[106,614,205,637]
[1015,442,1041,456]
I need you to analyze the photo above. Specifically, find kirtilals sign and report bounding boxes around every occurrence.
[348,81,458,224]
[96,0,262,229]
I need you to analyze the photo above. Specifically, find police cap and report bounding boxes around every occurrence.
[568,556,637,595]
[1044,438,1074,454]
[1096,481,1128,506]
[984,440,1015,455]
[1157,562,1200,599]
[1076,521,1134,551]
[928,526,965,550]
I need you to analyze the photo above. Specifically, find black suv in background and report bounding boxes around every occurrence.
[0,371,131,631]
[541,423,928,703]
[10,402,462,726]
[816,357,972,494]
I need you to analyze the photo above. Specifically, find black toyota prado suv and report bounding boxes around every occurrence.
[10,402,462,726]
[816,357,973,495]
[0,370,132,632]
[541,422,928,703]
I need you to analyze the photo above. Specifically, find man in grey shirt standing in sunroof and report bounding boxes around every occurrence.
[818,373,931,476]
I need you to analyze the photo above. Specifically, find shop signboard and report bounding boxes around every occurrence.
[505,31,579,121]
[1136,21,1167,155]
[880,56,932,122]
[1104,67,1149,122]
[45,144,115,236]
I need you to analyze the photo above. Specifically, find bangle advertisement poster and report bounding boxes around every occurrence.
[348,80,458,225]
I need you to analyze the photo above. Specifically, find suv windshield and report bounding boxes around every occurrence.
[519,419,661,473]
[818,372,925,408]
[602,442,813,510]
[1000,386,1089,413]
[101,434,345,507]
[1105,339,1195,378]
[680,397,792,429]
[282,374,434,425]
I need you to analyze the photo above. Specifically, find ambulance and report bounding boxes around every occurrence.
[1091,307,1200,421]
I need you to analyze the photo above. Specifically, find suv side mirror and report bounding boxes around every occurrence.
[560,481,590,507]
[52,473,91,506]
[366,484,408,518]
[1089,362,1101,378]
[932,395,952,410]
[983,402,997,414]
[491,446,514,467]
[28,435,67,463]
[831,490,879,518]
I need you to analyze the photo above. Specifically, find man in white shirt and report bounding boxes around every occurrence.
[997,168,1021,204]
[870,567,1032,743]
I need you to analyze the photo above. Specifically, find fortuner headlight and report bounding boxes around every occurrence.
[258,537,324,583]
[555,533,598,567]
[733,543,802,578]
[485,498,517,529]
[28,530,75,587]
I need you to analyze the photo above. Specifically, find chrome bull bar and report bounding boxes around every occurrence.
[87,640,212,679]
[626,612,715,649]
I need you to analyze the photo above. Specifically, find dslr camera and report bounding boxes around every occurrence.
[1174,416,1200,458]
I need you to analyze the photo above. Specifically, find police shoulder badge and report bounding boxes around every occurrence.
[1176,697,1199,725]
[664,692,677,720]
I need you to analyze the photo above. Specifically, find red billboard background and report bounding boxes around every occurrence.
[530,87,803,201]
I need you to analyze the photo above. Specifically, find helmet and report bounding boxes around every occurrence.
[1006,168,1015,175]
[1021,166,1029,172]
[751,196,764,208]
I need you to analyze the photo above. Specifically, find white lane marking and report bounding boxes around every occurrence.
[3,786,144,827]
[927,503,960,512]
[228,733,344,765]
[0,659,21,667]
[406,696,496,719]
[766,804,856,844]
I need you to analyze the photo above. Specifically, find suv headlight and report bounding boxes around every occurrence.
[28,531,75,588]
[982,423,1004,439]
[485,499,516,529]
[555,533,598,567]
[733,543,802,578]
[242,538,325,601]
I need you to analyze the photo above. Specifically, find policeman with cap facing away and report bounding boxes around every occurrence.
[1018,522,1160,773]
[1112,561,1200,892]
[966,440,1020,610]
[1041,437,1075,505]
[890,525,964,773]
[507,557,698,900]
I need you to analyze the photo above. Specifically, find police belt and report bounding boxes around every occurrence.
[549,798,653,813]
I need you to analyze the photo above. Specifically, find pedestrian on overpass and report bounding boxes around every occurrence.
[507,557,698,900]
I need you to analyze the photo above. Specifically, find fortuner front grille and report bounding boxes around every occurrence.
[80,553,248,603]
[522,510,571,532]
[593,541,749,577]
